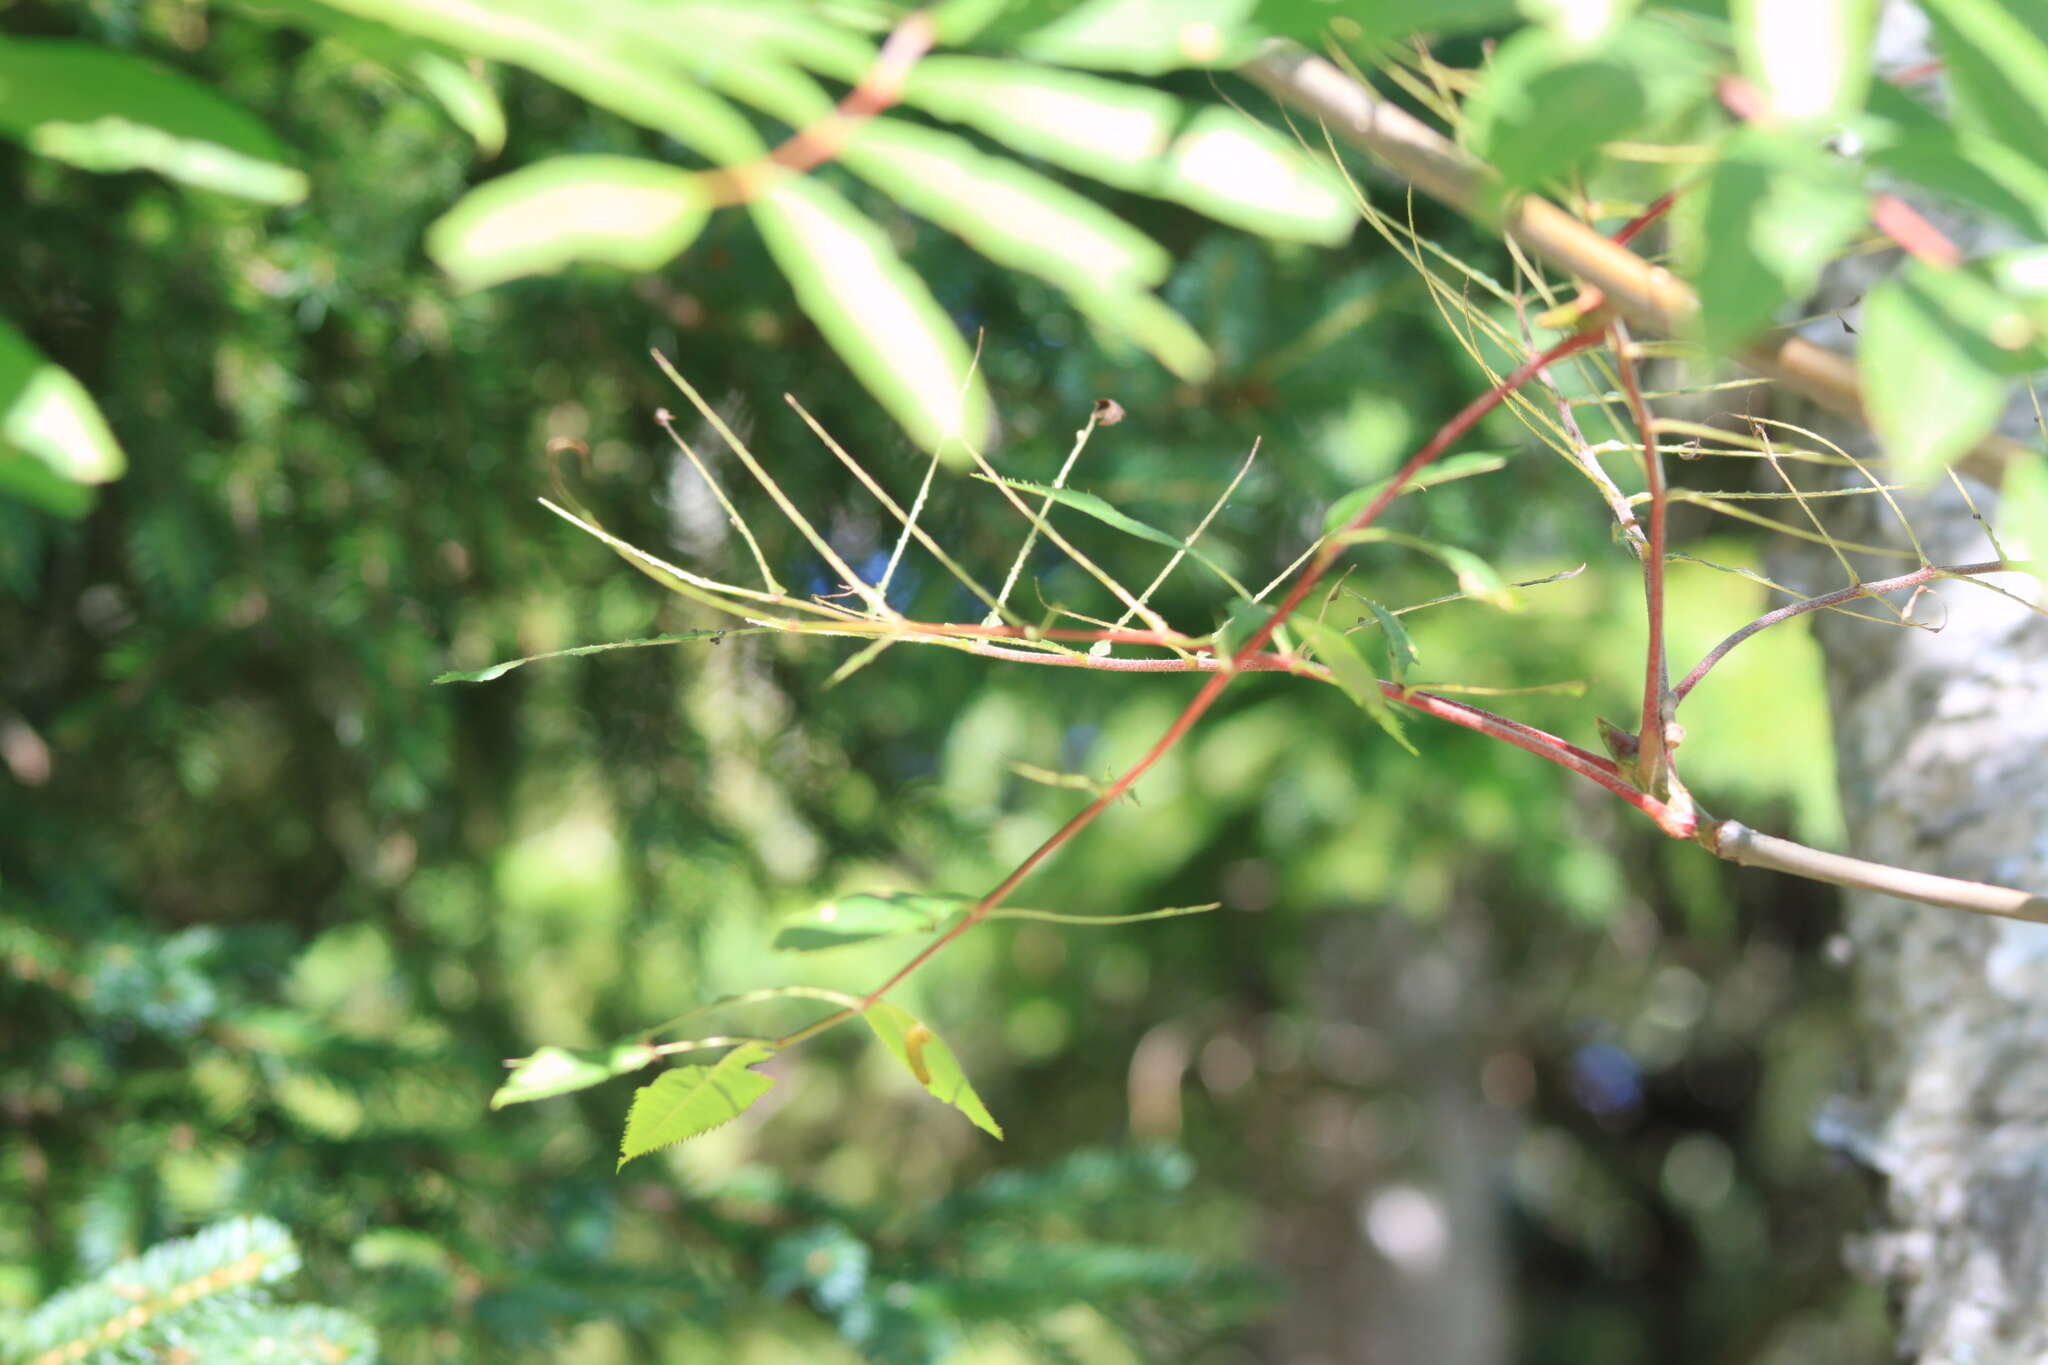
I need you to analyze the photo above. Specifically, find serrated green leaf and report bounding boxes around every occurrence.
[863,1001,1001,1137]
[434,631,728,683]
[0,37,307,203]
[1321,452,1508,535]
[1735,0,1874,123]
[0,317,125,518]
[426,155,711,290]
[1686,126,1867,354]
[309,0,765,162]
[618,1043,776,1167]
[904,59,1353,243]
[492,1042,659,1109]
[1293,617,1416,754]
[1465,28,1646,193]
[1860,264,2017,478]
[840,118,1171,295]
[1357,596,1417,686]
[749,176,994,460]
[774,892,974,951]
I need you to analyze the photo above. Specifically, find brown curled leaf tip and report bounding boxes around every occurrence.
[1093,398,1126,426]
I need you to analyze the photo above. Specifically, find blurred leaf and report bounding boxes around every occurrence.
[1860,263,2022,478]
[1017,0,1261,73]
[1321,452,1508,534]
[434,631,730,684]
[904,59,1354,243]
[426,155,712,290]
[1343,529,1521,610]
[0,37,307,203]
[617,1044,776,1167]
[748,176,994,459]
[1686,126,1866,354]
[237,0,506,153]
[1734,0,1874,123]
[491,1042,659,1109]
[2003,454,2048,566]
[1465,28,1647,193]
[1215,597,1292,657]
[309,0,765,161]
[1293,616,1415,754]
[842,118,1171,294]
[1357,596,1417,686]
[863,1001,1002,1138]
[1864,81,2048,237]
[1919,0,2048,156]
[1300,0,1519,42]
[0,317,125,518]
[1070,284,1217,380]
[774,892,974,951]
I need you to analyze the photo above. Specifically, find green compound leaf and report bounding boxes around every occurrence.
[434,631,730,683]
[1859,262,2024,479]
[1293,616,1415,755]
[749,176,994,460]
[773,892,974,951]
[863,1001,1002,1138]
[0,37,308,203]
[1686,126,1867,355]
[1321,452,1508,535]
[0,316,125,518]
[426,156,711,290]
[618,1043,776,1168]
[903,58,1354,244]
[492,1041,659,1109]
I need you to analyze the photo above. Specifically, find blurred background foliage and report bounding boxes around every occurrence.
[1,1,1891,1362]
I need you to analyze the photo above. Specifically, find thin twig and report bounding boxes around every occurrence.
[1706,820,2048,922]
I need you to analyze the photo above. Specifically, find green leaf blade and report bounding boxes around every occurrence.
[426,155,711,290]
[1293,617,1415,754]
[492,1042,658,1109]
[863,1000,1002,1138]
[618,1043,777,1168]
[1859,264,2019,479]
[773,892,975,952]
[0,317,125,517]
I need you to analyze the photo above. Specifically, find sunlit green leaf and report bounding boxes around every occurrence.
[1734,0,1874,123]
[1686,127,1866,354]
[1293,617,1416,754]
[1322,453,1508,534]
[904,59,1354,243]
[1465,28,1646,193]
[618,1043,776,1167]
[1860,263,2021,479]
[0,317,125,518]
[1017,0,1260,73]
[1920,0,2048,156]
[492,1041,658,1109]
[1864,81,2048,237]
[773,892,974,951]
[434,631,731,684]
[0,37,307,203]
[863,1001,1002,1138]
[749,176,994,459]
[426,156,712,290]
[988,475,1249,596]
[2003,454,2048,567]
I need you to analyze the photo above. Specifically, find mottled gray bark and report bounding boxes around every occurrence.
[1792,15,2048,1352]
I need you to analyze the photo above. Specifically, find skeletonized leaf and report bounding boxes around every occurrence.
[1293,617,1416,754]
[0,37,307,203]
[492,1042,658,1109]
[427,156,711,290]
[749,176,994,459]
[617,1043,776,1168]
[434,631,729,684]
[0,317,125,518]
[774,892,974,951]
[1321,452,1508,534]
[863,1001,1002,1138]
[904,59,1354,243]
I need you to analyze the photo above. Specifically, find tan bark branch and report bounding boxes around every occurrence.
[1238,42,2032,486]
[1707,820,2048,922]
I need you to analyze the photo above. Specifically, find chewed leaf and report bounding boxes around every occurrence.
[0,37,307,203]
[427,156,711,290]
[492,1041,658,1109]
[1292,617,1416,755]
[750,176,993,459]
[617,1043,776,1168]
[434,631,728,684]
[863,1001,1001,1137]
[773,892,974,951]
[1322,453,1508,535]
